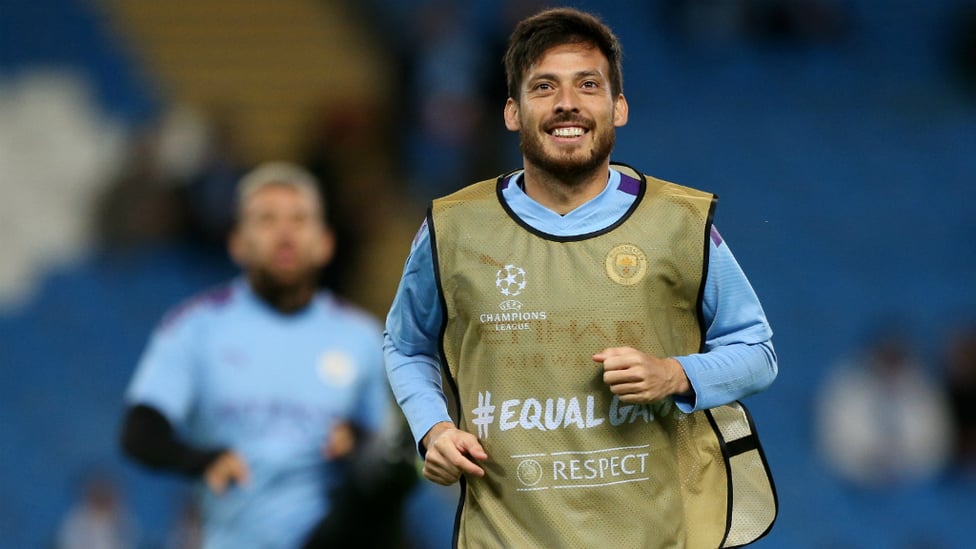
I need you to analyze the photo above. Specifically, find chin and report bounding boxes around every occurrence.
[542,155,604,179]
[257,267,316,288]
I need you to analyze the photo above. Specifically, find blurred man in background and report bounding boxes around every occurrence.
[56,471,140,549]
[119,162,404,548]
[817,325,953,487]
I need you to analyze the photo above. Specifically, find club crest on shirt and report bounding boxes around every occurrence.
[317,351,356,387]
[605,243,648,286]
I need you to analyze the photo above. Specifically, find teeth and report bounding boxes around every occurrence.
[551,127,584,137]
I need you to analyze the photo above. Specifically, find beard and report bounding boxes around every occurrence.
[247,261,320,313]
[518,112,616,185]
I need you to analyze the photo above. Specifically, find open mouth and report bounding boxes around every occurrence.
[272,243,300,266]
[549,126,587,138]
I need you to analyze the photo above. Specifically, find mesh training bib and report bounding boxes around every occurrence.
[429,164,776,548]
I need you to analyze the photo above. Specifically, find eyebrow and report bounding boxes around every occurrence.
[528,69,605,85]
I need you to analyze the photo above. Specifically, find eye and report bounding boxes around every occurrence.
[534,82,553,91]
[581,80,598,89]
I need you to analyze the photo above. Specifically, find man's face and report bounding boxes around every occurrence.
[230,184,332,287]
[505,42,628,181]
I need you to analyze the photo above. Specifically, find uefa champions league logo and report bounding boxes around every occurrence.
[495,264,527,297]
[480,263,544,332]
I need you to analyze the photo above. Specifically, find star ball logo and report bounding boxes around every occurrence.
[496,264,527,297]
[480,265,545,332]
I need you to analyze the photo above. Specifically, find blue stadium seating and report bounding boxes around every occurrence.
[1,1,974,547]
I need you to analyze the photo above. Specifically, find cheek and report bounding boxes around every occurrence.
[301,231,329,258]
[245,231,276,256]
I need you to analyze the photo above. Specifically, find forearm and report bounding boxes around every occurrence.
[672,234,777,411]
[674,340,777,411]
[119,404,224,476]
[383,336,453,451]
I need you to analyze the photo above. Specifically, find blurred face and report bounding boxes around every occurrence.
[505,43,628,183]
[230,184,333,288]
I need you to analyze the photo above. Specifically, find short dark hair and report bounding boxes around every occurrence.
[503,8,624,101]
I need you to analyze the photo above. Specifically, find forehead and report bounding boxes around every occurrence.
[240,183,319,212]
[526,42,609,78]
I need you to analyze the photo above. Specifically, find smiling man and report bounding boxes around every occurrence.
[384,7,779,549]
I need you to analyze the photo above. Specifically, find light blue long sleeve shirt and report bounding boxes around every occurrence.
[385,169,777,447]
[127,277,391,549]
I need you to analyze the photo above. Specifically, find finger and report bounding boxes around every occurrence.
[606,378,643,393]
[601,357,639,373]
[594,349,639,369]
[459,438,488,462]
[454,457,485,478]
[231,458,250,486]
[603,365,645,384]
[429,430,488,480]
[614,392,650,404]
[592,346,634,362]
[424,464,459,486]
[424,453,463,485]
[438,445,485,478]
[432,450,485,479]
[206,468,231,495]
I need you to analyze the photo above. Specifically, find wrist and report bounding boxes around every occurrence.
[422,421,455,450]
[667,358,692,396]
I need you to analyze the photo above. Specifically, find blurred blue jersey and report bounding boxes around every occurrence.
[127,277,390,549]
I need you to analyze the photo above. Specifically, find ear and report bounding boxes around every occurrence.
[228,227,246,266]
[315,226,337,267]
[504,98,520,132]
[613,94,629,127]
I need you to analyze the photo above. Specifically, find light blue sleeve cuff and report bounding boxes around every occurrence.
[673,341,777,412]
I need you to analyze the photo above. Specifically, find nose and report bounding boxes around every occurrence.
[553,87,579,113]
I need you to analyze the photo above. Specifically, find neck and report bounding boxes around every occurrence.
[247,273,317,314]
[521,161,610,215]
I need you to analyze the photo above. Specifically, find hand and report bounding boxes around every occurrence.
[204,451,250,495]
[323,421,356,460]
[421,421,487,485]
[593,346,690,404]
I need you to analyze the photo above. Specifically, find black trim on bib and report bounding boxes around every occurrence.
[494,161,647,243]
[424,208,463,436]
[425,206,467,549]
[695,195,719,354]
[725,434,759,457]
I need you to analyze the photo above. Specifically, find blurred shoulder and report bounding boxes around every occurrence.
[157,281,237,332]
[317,291,383,333]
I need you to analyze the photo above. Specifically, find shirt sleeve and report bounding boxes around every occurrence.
[384,220,453,448]
[125,309,200,425]
[673,229,778,411]
[119,403,224,476]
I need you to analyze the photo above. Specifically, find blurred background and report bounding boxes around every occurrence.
[1,0,975,547]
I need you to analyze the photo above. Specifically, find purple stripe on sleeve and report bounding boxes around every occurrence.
[618,173,641,196]
[412,219,428,247]
[160,283,233,330]
[710,226,724,246]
